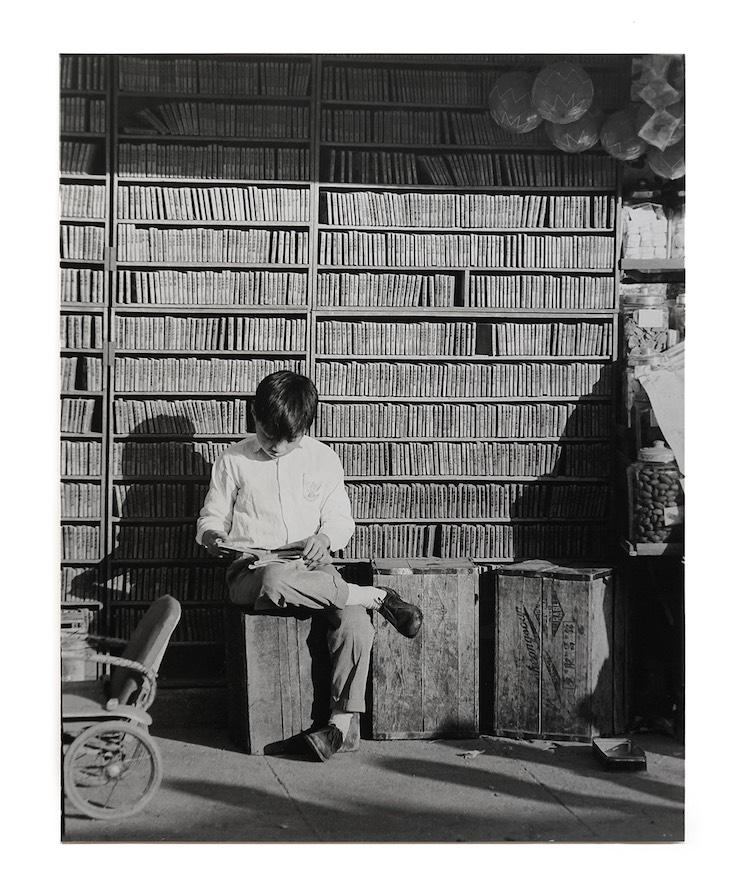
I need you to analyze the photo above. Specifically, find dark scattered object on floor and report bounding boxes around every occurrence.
[592,737,647,771]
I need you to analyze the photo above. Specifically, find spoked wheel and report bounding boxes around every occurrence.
[63,720,163,820]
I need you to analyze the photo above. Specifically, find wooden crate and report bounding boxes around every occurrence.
[371,558,479,739]
[60,601,102,682]
[494,561,624,741]
[225,607,331,754]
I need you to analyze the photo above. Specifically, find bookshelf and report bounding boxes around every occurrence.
[104,55,315,683]
[60,55,110,618]
[60,53,627,697]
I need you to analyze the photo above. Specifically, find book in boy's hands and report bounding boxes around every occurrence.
[215,540,305,567]
[246,550,305,569]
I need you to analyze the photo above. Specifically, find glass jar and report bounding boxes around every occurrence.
[621,285,669,360]
[628,441,684,543]
[671,291,685,342]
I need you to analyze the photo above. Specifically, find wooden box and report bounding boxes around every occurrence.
[225,607,331,754]
[371,558,479,739]
[494,561,624,741]
[61,601,102,682]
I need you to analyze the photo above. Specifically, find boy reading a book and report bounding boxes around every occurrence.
[196,371,422,761]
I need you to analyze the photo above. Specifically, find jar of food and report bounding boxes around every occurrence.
[671,291,685,342]
[621,287,669,360]
[628,441,683,544]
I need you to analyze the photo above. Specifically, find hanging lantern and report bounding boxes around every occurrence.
[647,143,685,180]
[488,71,542,133]
[546,105,603,153]
[531,61,594,124]
[631,54,682,108]
[600,106,647,161]
[637,103,685,150]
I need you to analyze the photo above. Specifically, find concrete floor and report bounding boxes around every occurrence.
[62,727,684,843]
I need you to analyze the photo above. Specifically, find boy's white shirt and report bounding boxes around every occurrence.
[195,434,355,552]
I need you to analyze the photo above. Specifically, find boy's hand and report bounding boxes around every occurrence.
[301,533,331,569]
[202,530,228,556]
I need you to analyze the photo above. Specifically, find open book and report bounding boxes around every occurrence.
[216,540,305,568]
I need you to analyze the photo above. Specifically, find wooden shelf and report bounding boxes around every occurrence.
[315,354,614,362]
[332,555,610,564]
[317,265,614,274]
[621,539,684,558]
[113,517,199,524]
[322,142,557,152]
[60,390,105,397]
[59,173,107,181]
[112,349,306,357]
[620,258,684,273]
[60,131,106,138]
[110,599,224,607]
[60,217,106,225]
[354,517,605,524]
[317,436,610,443]
[109,558,223,565]
[113,476,212,482]
[116,261,308,270]
[322,99,488,111]
[116,219,310,228]
[61,558,104,565]
[118,133,309,144]
[61,89,107,97]
[318,395,612,403]
[113,304,310,314]
[60,259,105,266]
[112,432,244,440]
[343,475,608,482]
[60,348,104,355]
[118,91,310,103]
[319,183,616,194]
[314,307,617,318]
[60,303,107,311]
[115,176,310,187]
[320,53,628,69]
[317,224,615,234]
[60,474,103,481]
[113,391,258,397]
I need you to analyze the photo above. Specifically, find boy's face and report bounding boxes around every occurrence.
[253,418,303,459]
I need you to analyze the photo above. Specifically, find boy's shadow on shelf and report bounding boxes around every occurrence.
[479,397,614,733]
[71,414,234,605]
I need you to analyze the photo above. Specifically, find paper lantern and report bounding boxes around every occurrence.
[546,106,603,153]
[601,107,647,161]
[488,71,542,134]
[647,143,685,180]
[531,62,594,124]
[637,103,684,150]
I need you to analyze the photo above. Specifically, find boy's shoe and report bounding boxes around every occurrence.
[304,725,344,761]
[378,588,423,639]
[338,713,360,753]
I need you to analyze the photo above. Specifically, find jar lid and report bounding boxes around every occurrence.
[638,440,675,462]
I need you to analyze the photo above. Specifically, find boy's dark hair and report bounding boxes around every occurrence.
[253,371,318,441]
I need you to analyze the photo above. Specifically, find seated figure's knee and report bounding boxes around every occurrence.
[255,563,291,608]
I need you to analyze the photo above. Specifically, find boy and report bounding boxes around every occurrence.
[196,371,423,761]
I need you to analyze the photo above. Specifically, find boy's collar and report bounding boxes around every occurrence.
[248,434,306,454]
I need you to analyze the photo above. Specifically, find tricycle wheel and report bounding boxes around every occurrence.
[63,720,162,820]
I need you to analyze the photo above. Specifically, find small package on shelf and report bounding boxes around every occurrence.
[622,203,668,259]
